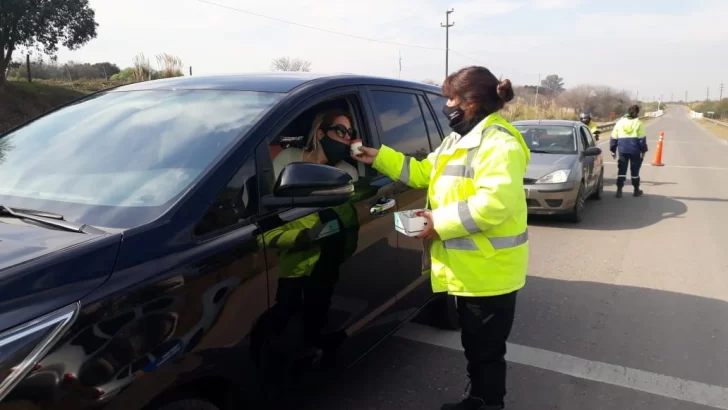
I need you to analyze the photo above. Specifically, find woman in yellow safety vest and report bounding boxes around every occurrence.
[352,66,530,410]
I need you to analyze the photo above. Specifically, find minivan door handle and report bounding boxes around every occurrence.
[370,197,396,216]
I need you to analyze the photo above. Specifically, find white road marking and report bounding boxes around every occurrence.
[598,140,724,146]
[602,162,728,170]
[396,323,728,409]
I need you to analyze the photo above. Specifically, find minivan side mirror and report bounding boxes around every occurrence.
[583,146,602,157]
[261,162,355,209]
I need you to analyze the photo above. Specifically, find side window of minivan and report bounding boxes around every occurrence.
[369,90,431,160]
[194,154,257,236]
[417,95,443,149]
[426,93,451,134]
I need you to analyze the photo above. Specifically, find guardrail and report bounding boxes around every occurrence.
[595,110,663,132]
[690,111,728,128]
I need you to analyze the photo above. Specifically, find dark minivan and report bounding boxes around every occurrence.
[0,73,460,410]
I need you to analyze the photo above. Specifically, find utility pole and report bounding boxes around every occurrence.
[534,73,541,106]
[685,90,688,103]
[707,86,710,101]
[720,83,724,100]
[440,8,455,78]
[670,93,673,102]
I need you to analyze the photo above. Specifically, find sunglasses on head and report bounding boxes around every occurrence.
[324,124,357,139]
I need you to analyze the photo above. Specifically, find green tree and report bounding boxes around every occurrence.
[541,74,565,94]
[110,67,136,82]
[0,0,98,89]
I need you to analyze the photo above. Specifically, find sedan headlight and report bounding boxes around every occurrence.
[0,303,78,402]
[536,169,570,184]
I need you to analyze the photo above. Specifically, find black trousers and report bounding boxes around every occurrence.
[617,153,643,189]
[457,290,518,406]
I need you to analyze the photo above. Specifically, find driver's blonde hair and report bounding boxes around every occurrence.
[302,108,352,162]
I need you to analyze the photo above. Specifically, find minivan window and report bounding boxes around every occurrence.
[426,93,451,133]
[0,89,282,228]
[195,153,257,237]
[418,95,442,147]
[370,91,431,160]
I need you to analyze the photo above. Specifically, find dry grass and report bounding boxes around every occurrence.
[502,98,576,122]
[156,53,184,78]
[0,78,128,132]
[132,53,153,82]
[696,118,728,141]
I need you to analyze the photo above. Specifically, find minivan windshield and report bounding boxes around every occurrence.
[514,125,577,154]
[0,89,283,228]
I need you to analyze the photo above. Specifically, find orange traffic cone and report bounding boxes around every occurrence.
[651,131,665,166]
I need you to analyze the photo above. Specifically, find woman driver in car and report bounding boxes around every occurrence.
[302,108,359,181]
[272,108,360,181]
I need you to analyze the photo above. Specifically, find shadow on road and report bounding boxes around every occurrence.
[298,276,728,410]
[603,178,678,187]
[528,192,687,230]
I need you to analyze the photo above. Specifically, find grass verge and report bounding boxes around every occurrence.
[1,79,127,133]
[695,119,728,141]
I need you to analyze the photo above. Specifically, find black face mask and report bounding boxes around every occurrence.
[320,135,351,166]
[442,104,484,136]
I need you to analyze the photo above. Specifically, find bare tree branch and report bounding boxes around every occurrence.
[271,57,311,72]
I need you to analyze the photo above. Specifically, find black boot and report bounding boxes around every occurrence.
[616,186,623,198]
[633,183,643,197]
[440,396,503,410]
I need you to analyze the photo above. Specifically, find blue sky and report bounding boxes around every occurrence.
[57,0,728,102]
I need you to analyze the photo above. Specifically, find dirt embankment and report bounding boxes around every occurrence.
[0,79,124,133]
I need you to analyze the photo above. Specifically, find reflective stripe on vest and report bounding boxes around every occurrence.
[438,124,528,251]
[399,156,413,184]
[400,134,459,184]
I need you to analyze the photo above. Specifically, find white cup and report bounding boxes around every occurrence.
[350,139,363,155]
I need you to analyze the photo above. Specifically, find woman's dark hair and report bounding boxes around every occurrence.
[441,66,515,119]
[627,105,640,119]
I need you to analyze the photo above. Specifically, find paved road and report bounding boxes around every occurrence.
[303,105,728,410]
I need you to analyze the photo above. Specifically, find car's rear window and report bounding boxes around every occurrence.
[514,125,577,154]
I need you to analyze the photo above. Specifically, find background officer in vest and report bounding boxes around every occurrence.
[610,105,648,197]
[580,112,600,139]
[352,66,530,410]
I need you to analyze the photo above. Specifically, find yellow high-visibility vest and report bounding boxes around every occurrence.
[588,121,598,135]
[373,112,530,297]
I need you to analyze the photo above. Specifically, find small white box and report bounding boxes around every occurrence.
[394,209,428,237]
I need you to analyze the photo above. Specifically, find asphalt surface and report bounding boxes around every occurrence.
[304,106,728,410]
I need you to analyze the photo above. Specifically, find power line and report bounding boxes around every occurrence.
[195,0,542,80]
[194,0,443,51]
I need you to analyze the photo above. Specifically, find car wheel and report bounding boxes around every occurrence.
[590,170,604,200]
[568,182,586,223]
[428,293,461,330]
[155,399,220,410]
